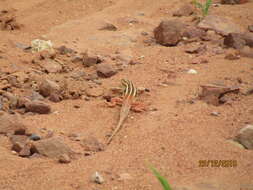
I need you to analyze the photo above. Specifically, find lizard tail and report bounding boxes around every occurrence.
[106,103,131,145]
[106,117,125,145]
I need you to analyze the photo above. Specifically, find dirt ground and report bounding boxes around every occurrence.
[0,0,253,189]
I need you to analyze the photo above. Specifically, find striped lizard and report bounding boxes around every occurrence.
[106,79,138,145]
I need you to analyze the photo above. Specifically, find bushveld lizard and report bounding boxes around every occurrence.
[106,79,138,145]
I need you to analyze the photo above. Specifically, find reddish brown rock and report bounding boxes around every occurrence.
[25,100,51,114]
[32,137,74,158]
[154,20,186,46]
[58,154,71,163]
[224,33,246,49]
[10,135,29,152]
[199,84,240,106]
[39,79,61,97]
[40,61,62,73]
[96,63,117,78]
[57,46,74,55]
[198,15,242,36]
[19,142,32,157]
[49,93,62,102]
[39,50,56,60]
[182,26,206,39]
[17,97,30,108]
[0,112,27,135]
[81,51,102,67]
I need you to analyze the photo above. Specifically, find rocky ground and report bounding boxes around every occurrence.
[0,0,253,189]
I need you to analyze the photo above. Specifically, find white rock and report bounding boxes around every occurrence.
[187,69,198,74]
[91,172,104,184]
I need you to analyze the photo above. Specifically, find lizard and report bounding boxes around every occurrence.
[106,79,138,145]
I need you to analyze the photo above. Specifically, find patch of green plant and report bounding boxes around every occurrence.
[192,0,212,17]
[149,166,172,190]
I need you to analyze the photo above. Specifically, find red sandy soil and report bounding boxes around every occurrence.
[0,0,253,189]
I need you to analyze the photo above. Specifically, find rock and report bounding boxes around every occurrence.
[38,50,56,60]
[187,69,198,74]
[235,125,253,149]
[58,154,71,163]
[190,57,208,64]
[198,15,242,36]
[41,61,62,73]
[185,45,206,54]
[32,137,73,158]
[81,136,105,152]
[141,31,148,36]
[17,97,30,108]
[39,79,61,97]
[154,20,186,46]
[210,111,220,116]
[227,139,245,149]
[96,63,117,78]
[98,22,117,31]
[224,32,253,49]
[199,84,240,106]
[85,87,104,97]
[71,55,83,63]
[81,51,101,67]
[221,0,248,4]
[201,30,221,41]
[239,46,253,58]
[182,26,206,39]
[224,33,246,49]
[25,100,51,114]
[173,4,195,17]
[70,70,86,80]
[0,112,26,135]
[248,25,253,32]
[19,143,32,157]
[29,134,41,141]
[57,45,74,55]
[10,135,29,152]
[7,75,21,88]
[2,92,18,109]
[91,172,104,184]
[27,91,44,101]
[49,93,62,103]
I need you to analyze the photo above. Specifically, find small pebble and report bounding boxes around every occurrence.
[187,69,198,74]
[141,31,148,36]
[211,111,220,116]
[29,134,41,141]
[91,172,104,184]
[58,154,71,164]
